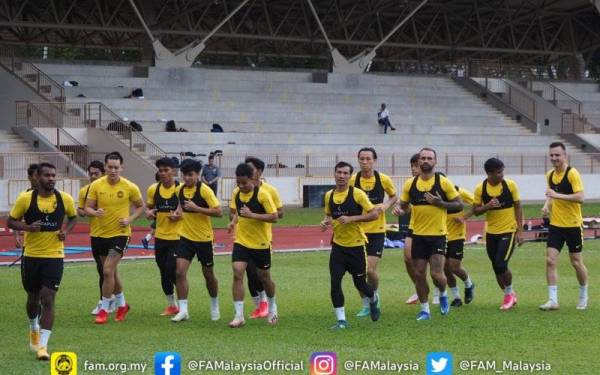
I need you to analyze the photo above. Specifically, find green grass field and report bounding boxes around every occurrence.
[1,241,599,374]
[81,202,600,229]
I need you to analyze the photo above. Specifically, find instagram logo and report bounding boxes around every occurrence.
[310,352,337,375]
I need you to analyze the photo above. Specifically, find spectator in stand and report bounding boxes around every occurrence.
[201,155,221,195]
[377,103,396,134]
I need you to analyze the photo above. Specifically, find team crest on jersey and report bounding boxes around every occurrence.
[117,191,124,198]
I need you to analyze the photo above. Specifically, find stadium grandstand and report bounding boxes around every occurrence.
[0,0,599,207]
[1,0,600,370]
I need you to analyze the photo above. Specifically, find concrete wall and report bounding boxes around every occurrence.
[87,128,156,195]
[0,68,41,129]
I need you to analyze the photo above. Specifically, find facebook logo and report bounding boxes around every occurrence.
[154,352,181,375]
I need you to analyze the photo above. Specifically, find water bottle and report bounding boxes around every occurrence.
[320,239,324,249]
[527,220,532,231]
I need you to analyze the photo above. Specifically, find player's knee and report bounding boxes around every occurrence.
[232,269,244,282]
[367,266,377,279]
[40,292,55,309]
[493,263,507,275]
[546,255,557,268]
[569,257,583,269]
[102,267,114,279]
[430,269,445,282]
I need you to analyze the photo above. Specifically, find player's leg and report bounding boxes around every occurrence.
[541,225,564,310]
[198,242,220,320]
[329,245,349,329]
[567,228,588,309]
[446,239,473,305]
[246,258,267,319]
[154,239,178,315]
[403,235,419,304]
[22,257,41,353]
[349,246,379,322]
[90,237,104,314]
[35,258,63,360]
[411,236,432,320]
[97,237,129,323]
[495,232,517,310]
[540,246,560,311]
[430,251,449,315]
[357,233,383,317]
[254,249,277,325]
[172,238,196,322]
[229,244,249,327]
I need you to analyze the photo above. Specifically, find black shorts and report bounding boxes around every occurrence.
[90,236,102,260]
[21,256,64,293]
[330,243,367,276]
[486,232,517,272]
[365,233,385,258]
[446,239,465,260]
[177,236,214,267]
[155,238,179,256]
[90,236,129,257]
[411,235,446,260]
[231,243,271,270]
[547,225,583,253]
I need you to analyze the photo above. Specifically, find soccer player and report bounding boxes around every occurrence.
[228,163,278,328]
[350,147,397,317]
[14,163,39,249]
[320,161,382,330]
[7,162,77,360]
[236,157,284,319]
[171,159,223,322]
[142,172,160,250]
[146,158,182,316]
[445,184,475,307]
[84,151,144,324]
[473,157,523,311]
[393,154,421,305]
[77,160,112,315]
[397,148,462,320]
[540,142,588,311]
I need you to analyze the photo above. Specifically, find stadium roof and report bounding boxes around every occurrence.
[1,0,599,68]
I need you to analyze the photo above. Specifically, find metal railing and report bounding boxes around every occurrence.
[475,77,537,121]
[0,47,65,102]
[15,101,167,166]
[0,152,79,179]
[526,80,582,115]
[560,113,597,134]
[212,153,600,177]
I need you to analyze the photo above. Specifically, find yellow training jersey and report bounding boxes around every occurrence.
[147,182,181,241]
[10,190,76,258]
[350,172,396,234]
[546,167,583,227]
[324,187,375,247]
[86,176,142,238]
[401,174,459,236]
[473,179,520,234]
[447,187,474,241]
[177,182,220,242]
[79,183,99,236]
[230,186,276,249]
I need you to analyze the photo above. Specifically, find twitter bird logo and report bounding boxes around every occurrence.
[427,352,453,375]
